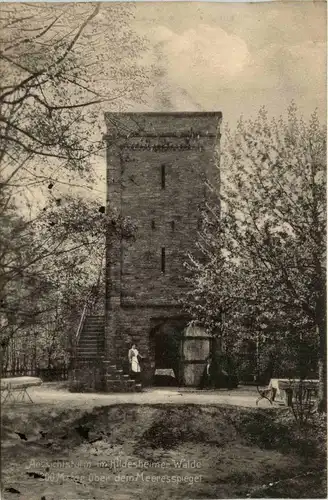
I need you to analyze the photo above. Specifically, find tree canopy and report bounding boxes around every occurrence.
[0,2,149,203]
[0,4,145,373]
[184,105,326,409]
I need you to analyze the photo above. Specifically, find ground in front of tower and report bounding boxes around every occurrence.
[1,390,325,499]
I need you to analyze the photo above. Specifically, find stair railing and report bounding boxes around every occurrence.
[72,284,100,369]
[75,301,89,346]
[75,284,100,342]
[72,252,105,368]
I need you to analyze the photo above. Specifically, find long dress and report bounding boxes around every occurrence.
[128,348,141,373]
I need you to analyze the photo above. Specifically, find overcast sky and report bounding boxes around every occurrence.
[14,1,325,204]
[124,1,326,127]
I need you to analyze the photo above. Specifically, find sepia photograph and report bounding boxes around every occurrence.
[0,1,326,499]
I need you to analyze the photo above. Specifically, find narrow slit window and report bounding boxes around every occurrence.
[151,220,156,230]
[171,220,175,232]
[161,164,166,189]
[161,247,166,273]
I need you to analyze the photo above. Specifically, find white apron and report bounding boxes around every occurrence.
[128,348,141,373]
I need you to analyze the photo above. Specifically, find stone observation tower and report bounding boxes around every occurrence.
[104,112,222,386]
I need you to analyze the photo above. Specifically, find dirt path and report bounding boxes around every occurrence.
[7,383,273,410]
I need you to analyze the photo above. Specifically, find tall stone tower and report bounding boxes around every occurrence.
[104,112,222,383]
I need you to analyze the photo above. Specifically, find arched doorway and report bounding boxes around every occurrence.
[149,318,186,386]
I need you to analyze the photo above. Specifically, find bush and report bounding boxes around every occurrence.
[236,408,327,463]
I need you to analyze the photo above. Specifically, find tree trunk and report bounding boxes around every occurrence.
[317,322,327,413]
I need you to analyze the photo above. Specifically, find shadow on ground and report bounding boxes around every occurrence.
[1,404,326,500]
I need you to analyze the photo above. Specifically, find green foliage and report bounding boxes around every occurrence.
[0,4,144,373]
[184,105,326,402]
[0,194,136,371]
[0,3,149,202]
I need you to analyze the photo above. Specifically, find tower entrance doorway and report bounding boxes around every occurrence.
[150,319,186,386]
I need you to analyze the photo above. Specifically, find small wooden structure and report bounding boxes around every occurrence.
[180,325,212,386]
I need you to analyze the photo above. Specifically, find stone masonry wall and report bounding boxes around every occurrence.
[105,112,222,381]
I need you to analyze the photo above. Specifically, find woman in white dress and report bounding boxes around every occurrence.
[128,344,143,381]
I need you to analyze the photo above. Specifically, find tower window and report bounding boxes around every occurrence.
[161,164,166,189]
[161,247,166,273]
[151,220,156,230]
[171,220,175,231]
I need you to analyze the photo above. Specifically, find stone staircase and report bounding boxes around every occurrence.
[102,361,141,392]
[76,315,141,392]
[76,315,105,362]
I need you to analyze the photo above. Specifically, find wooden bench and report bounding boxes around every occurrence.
[1,376,42,404]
